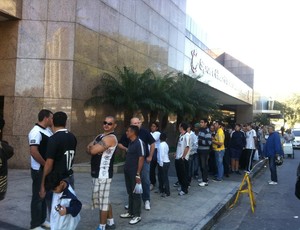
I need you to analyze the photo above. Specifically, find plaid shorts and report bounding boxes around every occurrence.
[92,178,112,211]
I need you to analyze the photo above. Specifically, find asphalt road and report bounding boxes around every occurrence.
[212,150,300,230]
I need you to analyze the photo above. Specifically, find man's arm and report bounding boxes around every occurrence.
[30,146,46,166]
[39,158,54,198]
[182,146,190,159]
[146,143,155,163]
[87,136,116,155]
[136,156,144,184]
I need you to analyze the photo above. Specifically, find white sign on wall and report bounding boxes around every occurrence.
[184,40,253,105]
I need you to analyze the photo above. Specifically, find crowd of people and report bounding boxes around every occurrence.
[0,109,290,230]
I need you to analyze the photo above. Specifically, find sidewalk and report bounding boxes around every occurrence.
[0,161,265,230]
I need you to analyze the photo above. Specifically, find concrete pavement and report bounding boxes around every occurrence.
[0,160,264,230]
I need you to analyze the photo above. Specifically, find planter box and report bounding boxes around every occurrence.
[73,162,125,174]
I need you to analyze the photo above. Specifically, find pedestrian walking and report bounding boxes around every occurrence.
[87,116,118,230]
[157,133,170,197]
[198,119,212,187]
[264,125,283,185]
[120,125,145,225]
[28,109,53,230]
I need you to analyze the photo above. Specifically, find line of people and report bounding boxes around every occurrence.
[26,109,284,230]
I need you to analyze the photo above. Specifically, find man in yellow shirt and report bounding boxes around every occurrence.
[212,121,225,182]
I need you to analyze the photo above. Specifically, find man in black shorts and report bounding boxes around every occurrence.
[40,111,77,200]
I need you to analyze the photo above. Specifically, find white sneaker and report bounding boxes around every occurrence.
[30,227,44,230]
[150,184,154,191]
[178,191,186,196]
[198,182,208,187]
[144,200,150,210]
[120,212,133,218]
[129,216,141,225]
[268,181,278,185]
[41,221,51,229]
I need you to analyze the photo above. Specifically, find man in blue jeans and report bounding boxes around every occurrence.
[212,121,225,182]
[264,125,283,185]
[118,117,155,210]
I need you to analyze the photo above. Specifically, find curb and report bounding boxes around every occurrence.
[192,159,268,230]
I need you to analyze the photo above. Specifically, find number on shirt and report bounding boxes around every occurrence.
[64,150,75,171]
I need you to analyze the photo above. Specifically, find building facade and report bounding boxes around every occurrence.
[0,0,254,168]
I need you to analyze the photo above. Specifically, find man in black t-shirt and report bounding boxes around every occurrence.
[40,112,77,199]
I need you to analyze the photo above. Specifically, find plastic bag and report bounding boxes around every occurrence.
[253,150,259,161]
[133,183,143,194]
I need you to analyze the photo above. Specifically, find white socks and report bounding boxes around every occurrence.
[107,218,114,226]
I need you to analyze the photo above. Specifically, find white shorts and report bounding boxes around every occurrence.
[92,178,112,211]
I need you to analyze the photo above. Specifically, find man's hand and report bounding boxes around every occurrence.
[59,206,67,216]
[146,156,152,163]
[39,185,46,199]
[135,176,141,184]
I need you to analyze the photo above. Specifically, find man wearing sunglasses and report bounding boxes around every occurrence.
[87,116,118,230]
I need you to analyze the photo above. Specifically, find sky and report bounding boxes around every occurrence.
[186,0,300,101]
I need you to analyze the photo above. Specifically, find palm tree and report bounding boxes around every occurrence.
[86,66,220,128]
[86,66,153,126]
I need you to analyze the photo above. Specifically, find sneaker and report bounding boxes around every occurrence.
[144,200,150,210]
[212,178,222,182]
[41,221,51,229]
[30,227,44,230]
[124,204,129,210]
[150,184,154,191]
[173,181,180,187]
[198,182,208,187]
[268,181,278,185]
[178,191,186,196]
[120,213,133,218]
[106,224,116,229]
[129,216,141,225]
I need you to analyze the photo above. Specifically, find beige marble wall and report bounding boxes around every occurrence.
[2,0,187,168]
[0,0,22,18]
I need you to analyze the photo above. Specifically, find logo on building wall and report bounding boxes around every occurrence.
[189,49,252,103]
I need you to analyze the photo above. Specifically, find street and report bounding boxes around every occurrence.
[212,150,300,230]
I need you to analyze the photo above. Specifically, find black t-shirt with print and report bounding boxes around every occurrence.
[46,129,77,178]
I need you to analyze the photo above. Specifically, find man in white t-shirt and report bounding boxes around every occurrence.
[245,123,257,172]
[28,109,53,230]
[174,123,190,196]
